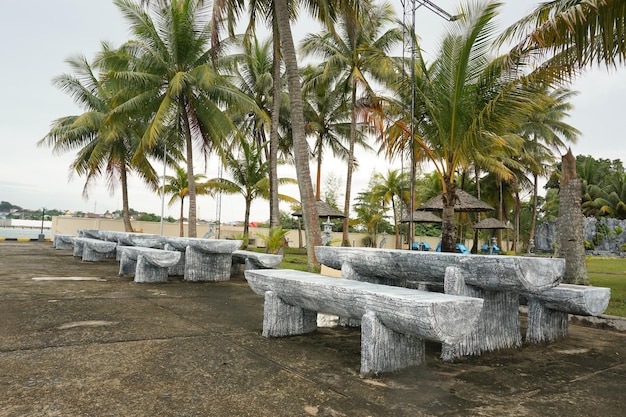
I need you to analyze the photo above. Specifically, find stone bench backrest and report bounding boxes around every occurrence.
[315,246,564,293]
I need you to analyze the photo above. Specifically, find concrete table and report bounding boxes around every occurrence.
[161,237,242,282]
[314,246,566,361]
[117,246,181,283]
[73,237,118,262]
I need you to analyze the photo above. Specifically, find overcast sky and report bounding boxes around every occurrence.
[1,1,624,222]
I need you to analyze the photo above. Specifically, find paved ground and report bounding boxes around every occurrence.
[0,241,624,417]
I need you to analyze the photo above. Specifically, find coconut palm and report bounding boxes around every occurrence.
[301,65,352,200]
[381,2,540,252]
[502,0,626,75]
[205,138,297,249]
[112,0,252,237]
[161,163,212,236]
[518,87,580,245]
[370,169,410,249]
[299,0,402,246]
[39,46,171,232]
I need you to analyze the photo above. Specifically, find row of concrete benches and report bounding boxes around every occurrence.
[53,231,282,283]
[244,246,610,375]
[54,232,610,376]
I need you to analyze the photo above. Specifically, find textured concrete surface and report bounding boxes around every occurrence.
[1,242,625,417]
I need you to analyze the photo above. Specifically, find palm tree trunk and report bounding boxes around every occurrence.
[392,200,400,249]
[555,150,589,285]
[179,199,184,237]
[342,84,357,246]
[274,0,320,269]
[243,198,252,250]
[529,172,539,246]
[120,166,133,232]
[181,101,197,237]
[514,186,521,254]
[316,138,323,200]
[269,19,281,230]
[441,185,457,252]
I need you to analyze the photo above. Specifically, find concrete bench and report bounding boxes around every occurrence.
[231,250,283,276]
[117,246,181,283]
[72,237,118,262]
[525,284,611,343]
[245,269,484,375]
[314,246,565,361]
[100,230,164,249]
[77,229,102,239]
[161,237,242,282]
[52,234,75,250]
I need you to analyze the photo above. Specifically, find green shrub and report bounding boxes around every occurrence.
[584,239,595,250]
[257,227,288,254]
[614,226,623,235]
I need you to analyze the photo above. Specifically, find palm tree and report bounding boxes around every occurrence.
[301,65,352,200]
[502,0,626,75]
[112,0,251,237]
[161,164,212,237]
[206,138,297,249]
[39,47,167,232]
[370,169,410,249]
[381,2,537,252]
[299,0,402,246]
[518,87,580,246]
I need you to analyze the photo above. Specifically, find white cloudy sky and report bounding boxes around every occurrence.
[1,1,624,222]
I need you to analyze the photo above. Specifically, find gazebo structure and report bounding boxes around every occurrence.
[417,189,495,252]
[400,211,442,251]
[418,189,495,213]
[473,217,512,254]
[292,200,345,245]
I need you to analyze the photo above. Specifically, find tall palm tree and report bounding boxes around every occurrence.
[301,65,352,200]
[39,47,168,232]
[502,0,626,75]
[113,0,251,237]
[381,2,537,252]
[206,138,297,249]
[299,0,402,246]
[161,164,212,236]
[518,87,580,245]
[370,169,410,249]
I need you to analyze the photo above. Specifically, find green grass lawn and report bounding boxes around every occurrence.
[250,247,626,317]
[587,257,626,317]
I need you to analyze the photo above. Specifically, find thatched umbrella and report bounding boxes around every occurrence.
[417,190,494,252]
[400,210,443,223]
[473,217,511,230]
[291,200,345,219]
[292,200,345,246]
[418,189,495,212]
[400,211,442,251]
[473,217,512,254]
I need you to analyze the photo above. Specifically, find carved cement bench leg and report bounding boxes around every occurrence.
[361,311,425,374]
[164,244,185,276]
[184,246,232,282]
[441,266,521,361]
[526,297,569,343]
[525,284,611,343]
[118,249,137,276]
[73,240,85,258]
[53,234,74,250]
[262,291,317,337]
[134,254,169,283]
